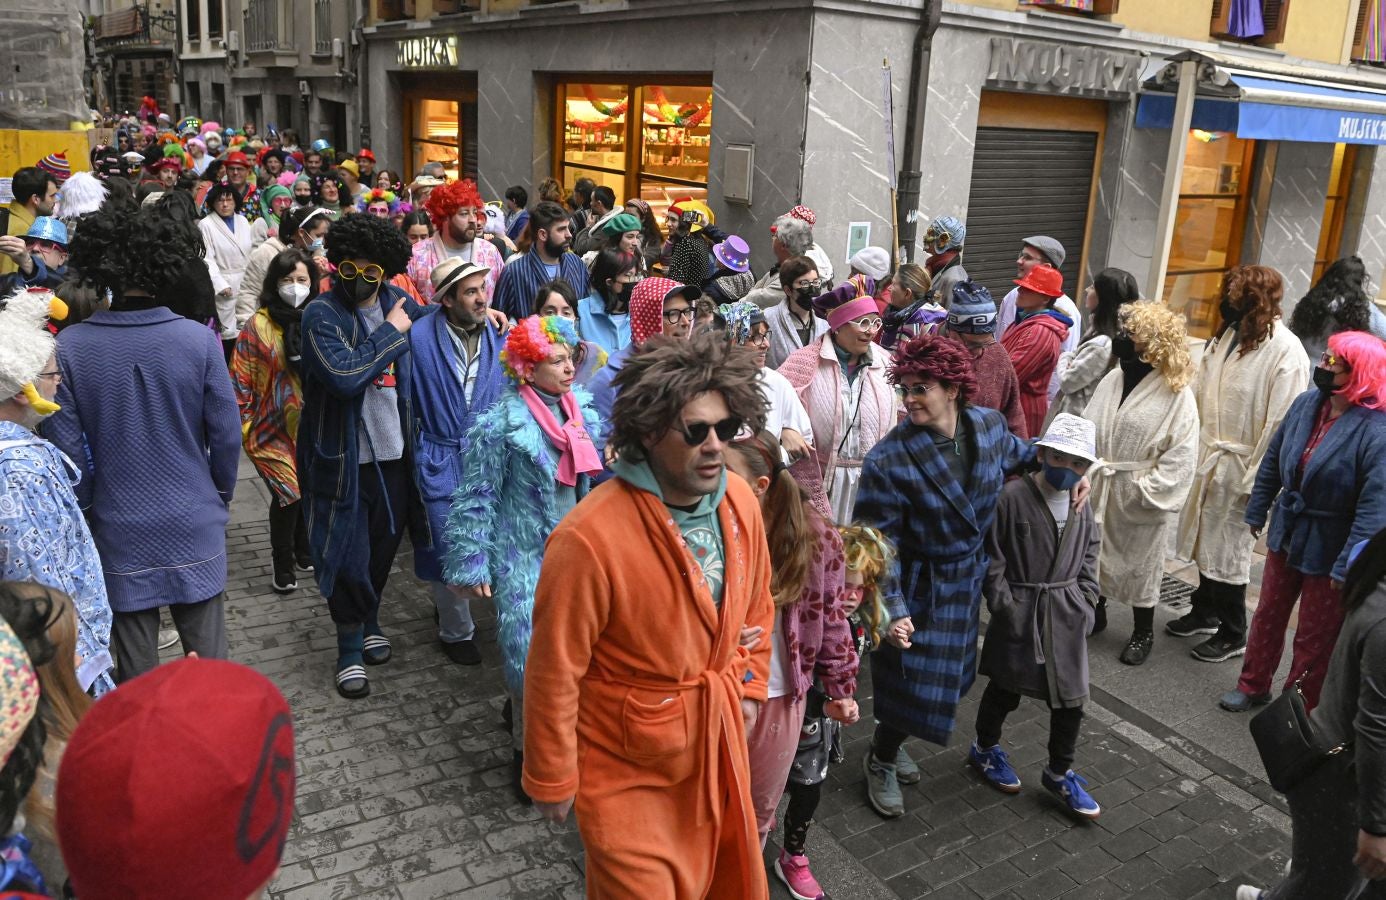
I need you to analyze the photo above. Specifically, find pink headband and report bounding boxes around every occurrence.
[827,295,880,331]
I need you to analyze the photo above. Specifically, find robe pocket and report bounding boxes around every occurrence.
[621,689,690,760]
[302,447,348,496]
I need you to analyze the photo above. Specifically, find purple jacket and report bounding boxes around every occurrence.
[48,307,240,612]
[780,518,859,701]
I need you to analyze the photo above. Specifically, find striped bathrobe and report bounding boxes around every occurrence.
[853,406,1035,745]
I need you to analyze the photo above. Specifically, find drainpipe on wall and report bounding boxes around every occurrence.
[895,0,942,264]
[1147,58,1198,303]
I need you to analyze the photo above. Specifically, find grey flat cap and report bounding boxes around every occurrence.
[1022,235,1065,268]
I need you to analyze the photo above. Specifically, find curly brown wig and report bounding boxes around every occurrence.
[888,332,978,404]
[609,330,768,463]
[1224,265,1282,357]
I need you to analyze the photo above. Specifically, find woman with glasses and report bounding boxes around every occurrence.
[534,279,607,388]
[1084,302,1199,666]
[1173,266,1310,664]
[764,256,828,370]
[443,315,603,800]
[1220,331,1386,713]
[853,332,1042,818]
[778,275,897,523]
[577,248,639,355]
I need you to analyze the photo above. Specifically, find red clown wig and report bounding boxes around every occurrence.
[424,179,484,231]
[888,332,979,404]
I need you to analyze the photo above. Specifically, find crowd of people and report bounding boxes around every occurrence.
[0,106,1384,899]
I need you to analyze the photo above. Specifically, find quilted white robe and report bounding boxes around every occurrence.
[1176,320,1309,583]
[198,213,252,339]
[1084,367,1199,607]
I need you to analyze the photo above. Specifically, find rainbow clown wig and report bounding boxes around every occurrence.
[423,178,483,231]
[500,315,579,384]
[356,188,400,217]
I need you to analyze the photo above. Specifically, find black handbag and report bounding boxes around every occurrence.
[1250,679,1349,793]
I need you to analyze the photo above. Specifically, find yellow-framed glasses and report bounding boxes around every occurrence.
[339,261,384,284]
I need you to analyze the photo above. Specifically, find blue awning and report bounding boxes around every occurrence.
[1137,72,1386,144]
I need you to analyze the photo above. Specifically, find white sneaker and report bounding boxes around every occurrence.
[1236,886,1263,900]
[157,628,179,650]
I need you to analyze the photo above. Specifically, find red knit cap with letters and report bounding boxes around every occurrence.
[56,658,295,900]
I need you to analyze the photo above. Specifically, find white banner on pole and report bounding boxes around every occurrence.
[882,61,897,191]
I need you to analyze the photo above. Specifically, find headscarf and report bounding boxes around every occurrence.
[258,184,292,227]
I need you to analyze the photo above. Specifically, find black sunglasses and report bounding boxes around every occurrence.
[678,417,743,446]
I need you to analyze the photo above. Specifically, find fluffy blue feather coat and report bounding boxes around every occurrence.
[442,385,600,693]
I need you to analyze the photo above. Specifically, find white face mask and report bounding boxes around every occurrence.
[278,282,311,308]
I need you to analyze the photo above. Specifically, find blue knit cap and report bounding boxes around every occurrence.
[946,281,996,334]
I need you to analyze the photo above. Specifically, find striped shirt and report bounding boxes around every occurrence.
[493,250,590,321]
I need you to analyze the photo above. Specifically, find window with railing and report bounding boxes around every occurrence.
[1210,0,1290,45]
[1353,0,1386,65]
[245,0,293,52]
[185,0,200,41]
[208,0,224,39]
[314,0,332,55]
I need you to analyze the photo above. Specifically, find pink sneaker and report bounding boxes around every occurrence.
[774,850,825,900]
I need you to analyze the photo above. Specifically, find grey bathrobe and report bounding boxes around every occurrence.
[978,476,1101,709]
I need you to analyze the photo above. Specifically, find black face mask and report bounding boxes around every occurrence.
[794,286,818,311]
[1313,366,1340,395]
[1219,299,1243,327]
[1111,335,1138,362]
[342,276,379,305]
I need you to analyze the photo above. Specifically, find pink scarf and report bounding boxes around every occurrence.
[519,384,603,486]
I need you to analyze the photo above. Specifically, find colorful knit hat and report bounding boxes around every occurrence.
[36,152,71,183]
[500,315,579,383]
[356,187,398,215]
[0,618,39,771]
[946,281,997,334]
[57,659,295,900]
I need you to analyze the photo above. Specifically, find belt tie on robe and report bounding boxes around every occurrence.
[1087,457,1157,526]
[1009,579,1079,666]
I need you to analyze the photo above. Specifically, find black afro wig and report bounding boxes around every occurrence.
[324,212,412,279]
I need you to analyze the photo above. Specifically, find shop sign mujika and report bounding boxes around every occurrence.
[396,35,458,69]
[987,37,1144,98]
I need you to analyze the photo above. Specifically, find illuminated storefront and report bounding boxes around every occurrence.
[392,35,476,182]
[556,80,712,219]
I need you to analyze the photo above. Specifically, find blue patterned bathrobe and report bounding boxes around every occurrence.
[853,406,1034,745]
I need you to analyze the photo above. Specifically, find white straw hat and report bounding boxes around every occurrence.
[1034,413,1098,464]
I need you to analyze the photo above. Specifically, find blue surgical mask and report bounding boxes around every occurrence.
[308,237,325,253]
[1042,463,1082,492]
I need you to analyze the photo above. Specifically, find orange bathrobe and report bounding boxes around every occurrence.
[522,474,774,899]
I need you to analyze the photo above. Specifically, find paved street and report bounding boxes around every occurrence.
[208,457,1297,900]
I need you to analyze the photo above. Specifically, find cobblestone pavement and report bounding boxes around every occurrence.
[217,464,1295,900]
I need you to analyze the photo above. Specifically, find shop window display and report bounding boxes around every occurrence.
[557,80,711,220]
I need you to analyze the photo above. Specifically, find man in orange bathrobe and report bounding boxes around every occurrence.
[523,330,775,899]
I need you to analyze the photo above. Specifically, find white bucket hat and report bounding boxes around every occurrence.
[1034,413,1098,464]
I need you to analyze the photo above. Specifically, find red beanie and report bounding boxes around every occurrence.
[56,659,295,900]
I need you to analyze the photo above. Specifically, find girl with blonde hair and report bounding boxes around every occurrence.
[1083,302,1200,664]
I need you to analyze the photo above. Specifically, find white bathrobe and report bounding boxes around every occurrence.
[1175,320,1309,584]
[198,213,252,339]
[1085,367,1199,607]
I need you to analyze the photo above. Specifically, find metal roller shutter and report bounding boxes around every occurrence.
[962,127,1099,307]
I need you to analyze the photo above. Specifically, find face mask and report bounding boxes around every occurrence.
[794,286,818,310]
[279,282,310,308]
[307,237,324,254]
[1111,335,1137,362]
[1042,462,1083,492]
[1313,365,1340,395]
[342,276,378,304]
[1219,299,1243,326]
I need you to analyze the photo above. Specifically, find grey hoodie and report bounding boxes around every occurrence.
[612,456,727,606]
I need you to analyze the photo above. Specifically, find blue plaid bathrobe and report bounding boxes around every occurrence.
[853,406,1034,745]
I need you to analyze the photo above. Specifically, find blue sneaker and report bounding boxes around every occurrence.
[1042,768,1101,820]
[968,742,1021,793]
